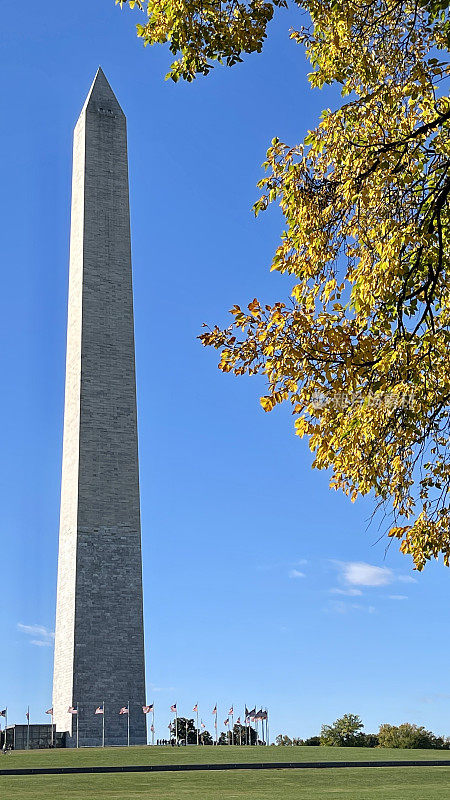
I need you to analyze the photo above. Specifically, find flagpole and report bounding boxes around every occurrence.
[27,706,30,750]
[51,709,54,747]
[127,700,130,747]
[231,710,234,746]
[266,708,269,746]
[215,703,218,745]
[196,706,199,746]
[76,706,79,749]
[175,709,178,745]
[102,701,105,748]
[152,707,155,746]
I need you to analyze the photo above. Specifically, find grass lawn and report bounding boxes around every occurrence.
[3,744,450,770]
[2,747,450,799]
[3,766,450,799]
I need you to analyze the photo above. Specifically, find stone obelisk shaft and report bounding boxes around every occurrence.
[53,69,146,746]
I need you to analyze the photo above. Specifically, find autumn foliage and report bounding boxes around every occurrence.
[119,0,450,569]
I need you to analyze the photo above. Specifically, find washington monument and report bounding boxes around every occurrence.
[52,69,146,747]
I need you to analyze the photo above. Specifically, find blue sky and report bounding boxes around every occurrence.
[1,0,449,743]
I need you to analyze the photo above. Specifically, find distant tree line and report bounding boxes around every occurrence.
[168,718,260,745]
[276,715,450,750]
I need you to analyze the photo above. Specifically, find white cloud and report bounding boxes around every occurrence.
[18,623,54,638]
[18,623,55,647]
[418,693,450,705]
[30,639,53,647]
[330,601,347,614]
[352,603,376,614]
[388,595,408,601]
[398,575,417,584]
[330,588,363,597]
[329,600,376,614]
[289,569,306,579]
[336,561,394,587]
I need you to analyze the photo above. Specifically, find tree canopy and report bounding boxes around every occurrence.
[119,0,450,569]
[169,717,198,743]
[378,722,450,749]
[320,713,364,746]
[275,733,293,746]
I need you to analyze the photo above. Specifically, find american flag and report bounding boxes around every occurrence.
[224,718,229,726]
[201,722,205,728]
[95,706,104,715]
[45,708,53,715]
[228,706,233,715]
[119,706,129,715]
[170,703,177,713]
[193,704,198,712]
[0,710,6,717]
[25,710,29,722]
[142,705,153,714]
[150,724,155,732]
[212,705,217,715]
[236,717,241,725]
[68,707,78,714]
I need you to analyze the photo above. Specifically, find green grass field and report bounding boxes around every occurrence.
[2,743,450,769]
[2,746,450,799]
[3,766,450,799]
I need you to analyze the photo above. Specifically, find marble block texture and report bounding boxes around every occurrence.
[52,68,147,747]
